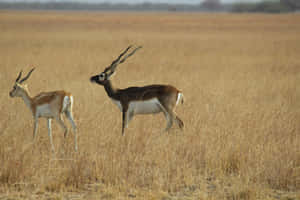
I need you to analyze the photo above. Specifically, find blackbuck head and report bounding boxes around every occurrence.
[10,68,35,98]
[90,45,142,85]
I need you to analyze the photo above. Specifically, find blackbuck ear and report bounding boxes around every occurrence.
[106,70,116,79]
[23,84,28,90]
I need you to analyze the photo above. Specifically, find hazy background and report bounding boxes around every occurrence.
[0,0,264,3]
[1,0,298,12]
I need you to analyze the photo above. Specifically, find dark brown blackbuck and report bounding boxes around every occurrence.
[90,45,184,135]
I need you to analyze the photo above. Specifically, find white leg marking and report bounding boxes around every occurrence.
[47,118,55,152]
[176,93,183,106]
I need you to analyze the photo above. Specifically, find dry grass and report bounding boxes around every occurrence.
[0,11,299,199]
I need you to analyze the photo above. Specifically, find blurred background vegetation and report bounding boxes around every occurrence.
[0,0,299,13]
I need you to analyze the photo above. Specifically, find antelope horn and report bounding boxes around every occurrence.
[15,70,23,82]
[19,68,35,83]
[107,45,133,74]
[119,46,142,65]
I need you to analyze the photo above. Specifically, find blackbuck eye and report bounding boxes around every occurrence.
[98,73,105,81]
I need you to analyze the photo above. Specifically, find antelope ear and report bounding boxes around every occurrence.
[107,71,116,79]
[23,84,28,90]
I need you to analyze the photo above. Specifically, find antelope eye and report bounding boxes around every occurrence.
[98,73,105,81]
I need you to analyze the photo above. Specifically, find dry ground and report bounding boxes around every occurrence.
[0,11,299,199]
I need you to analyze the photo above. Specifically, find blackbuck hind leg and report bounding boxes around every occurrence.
[65,110,78,151]
[174,114,184,129]
[55,114,68,138]
[159,102,184,131]
[47,118,55,152]
[158,103,174,132]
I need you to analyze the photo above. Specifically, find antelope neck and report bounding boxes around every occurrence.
[103,80,118,100]
[20,89,34,114]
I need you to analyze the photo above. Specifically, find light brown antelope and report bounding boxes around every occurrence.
[90,46,184,135]
[9,68,77,152]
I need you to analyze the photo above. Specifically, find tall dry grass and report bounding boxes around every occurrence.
[0,11,299,199]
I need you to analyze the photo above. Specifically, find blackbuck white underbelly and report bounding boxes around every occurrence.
[129,98,162,114]
[35,96,71,118]
[111,98,162,115]
[36,104,53,118]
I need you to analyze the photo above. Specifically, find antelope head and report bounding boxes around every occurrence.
[10,68,35,98]
[90,45,142,85]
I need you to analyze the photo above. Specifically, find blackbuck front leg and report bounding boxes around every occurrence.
[122,109,127,136]
[47,118,55,152]
[121,103,129,136]
[121,102,135,135]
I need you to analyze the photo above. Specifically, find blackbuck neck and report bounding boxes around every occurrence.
[19,88,34,115]
[103,79,118,99]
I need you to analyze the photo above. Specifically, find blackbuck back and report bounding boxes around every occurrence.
[9,68,78,152]
[90,45,184,135]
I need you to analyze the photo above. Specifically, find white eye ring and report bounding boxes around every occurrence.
[98,73,105,81]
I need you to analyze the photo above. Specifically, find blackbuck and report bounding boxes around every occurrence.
[90,46,184,135]
[9,68,77,152]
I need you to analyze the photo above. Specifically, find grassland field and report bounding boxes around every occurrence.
[0,11,299,200]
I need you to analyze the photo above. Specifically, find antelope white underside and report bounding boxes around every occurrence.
[36,104,53,118]
[35,96,71,118]
[111,98,162,115]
